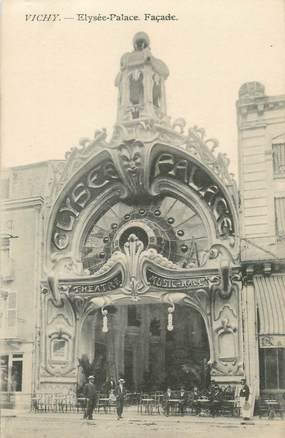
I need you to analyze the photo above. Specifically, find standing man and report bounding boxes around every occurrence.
[239,378,250,420]
[115,378,126,420]
[164,387,172,417]
[179,386,187,416]
[83,375,97,420]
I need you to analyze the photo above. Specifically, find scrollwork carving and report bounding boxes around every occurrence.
[186,126,235,187]
[47,256,83,306]
[68,294,88,319]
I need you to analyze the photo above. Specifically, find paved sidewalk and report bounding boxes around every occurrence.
[1,409,284,438]
[1,407,284,423]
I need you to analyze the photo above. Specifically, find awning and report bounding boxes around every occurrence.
[254,275,285,348]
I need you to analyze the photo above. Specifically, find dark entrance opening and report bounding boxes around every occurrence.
[79,303,210,393]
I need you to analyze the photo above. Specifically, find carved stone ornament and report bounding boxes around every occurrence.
[43,234,243,315]
[117,140,145,195]
[200,244,241,299]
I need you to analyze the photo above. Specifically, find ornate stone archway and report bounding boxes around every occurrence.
[39,138,243,392]
[39,33,243,392]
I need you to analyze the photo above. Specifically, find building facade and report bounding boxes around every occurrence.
[0,33,284,409]
[237,82,285,395]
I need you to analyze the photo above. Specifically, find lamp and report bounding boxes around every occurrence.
[101,307,109,333]
[167,303,175,331]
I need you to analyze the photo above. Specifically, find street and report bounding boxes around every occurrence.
[1,412,284,438]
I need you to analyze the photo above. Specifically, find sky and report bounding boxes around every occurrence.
[1,0,285,178]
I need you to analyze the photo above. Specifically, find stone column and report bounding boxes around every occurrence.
[242,283,259,396]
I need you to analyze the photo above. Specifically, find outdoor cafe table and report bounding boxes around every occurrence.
[167,399,181,415]
[264,400,282,418]
[151,394,164,414]
[220,399,236,416]
[97,398,111,413]
[77,397,86,411]
[139,398,155,414]
[197,398,211,415]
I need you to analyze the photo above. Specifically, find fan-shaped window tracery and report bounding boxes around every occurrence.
[81,195,210,274]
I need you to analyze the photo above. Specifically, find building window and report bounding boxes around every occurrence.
[127,305,140,327]
[0,355,9,391]
[0,353,23,392]
[260,348,285,391]
[7,292,17,329]
[0,236,14,280]
[272,143,285,175]
[0,238,10,278]
[274,197,285,239]
[11,354,23,392]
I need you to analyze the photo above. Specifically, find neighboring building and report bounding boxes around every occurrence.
[0,161,62,408]
[237,82,285,396]
[0,33,284,410]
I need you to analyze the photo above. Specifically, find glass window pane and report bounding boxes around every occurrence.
[259,349,265,390]
[265,349,278,389]
[12,354,23,359]
[0,355,9,392]
[272,143,285,174]
[11,360,22,392]
[275,197,285,239]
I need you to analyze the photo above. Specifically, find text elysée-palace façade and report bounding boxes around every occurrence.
[76,13,178,23]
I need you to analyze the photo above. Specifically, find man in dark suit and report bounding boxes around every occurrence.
[239,378,250,420]
[164,387,172,416]
[115,378,126,420]
[239,379,250,401]
[83,375,97,420]
[191,386,200,415]
[209,384,222,417]
[179,386,187,416]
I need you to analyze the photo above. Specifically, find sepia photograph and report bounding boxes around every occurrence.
[0,1,284,437]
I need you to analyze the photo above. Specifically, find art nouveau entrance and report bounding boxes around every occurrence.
[78,301,210,392]
[40,134,244,393]
[39,32,244,394]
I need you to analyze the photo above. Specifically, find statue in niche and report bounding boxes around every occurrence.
[152,73,161,108]
[129,70,144,106]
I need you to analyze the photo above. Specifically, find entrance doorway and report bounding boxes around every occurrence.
[131,304,210,391]
[79,303,210,392]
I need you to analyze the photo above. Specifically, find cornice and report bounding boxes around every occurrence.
[0,196,45,211]
[237,96,285,117]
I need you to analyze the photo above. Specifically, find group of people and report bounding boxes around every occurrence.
[164,386,188,416]
[163,384,231,417]
[82,375,251,421]
[82,375,126,421]
[164,379,250,419]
